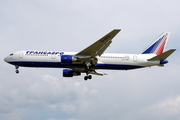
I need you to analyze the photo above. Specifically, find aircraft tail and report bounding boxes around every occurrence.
[142,32,170,55]
[148,49,176,61]
[147,49,176,66]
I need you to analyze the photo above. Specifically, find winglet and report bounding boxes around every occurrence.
[148,49,176,61]
[142,32,170,55]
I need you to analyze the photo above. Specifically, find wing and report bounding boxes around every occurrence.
[88,70,108,76]
[75,29,121,58]
[71,29,120,79]
[72,68,107,76]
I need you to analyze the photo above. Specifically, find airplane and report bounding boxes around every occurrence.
[4,29,176,80]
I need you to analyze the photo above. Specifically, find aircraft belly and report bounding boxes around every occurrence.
[97,57,145,70]
[96,63,144,70]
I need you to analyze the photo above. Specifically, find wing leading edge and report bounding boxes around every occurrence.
[75,29,121,58]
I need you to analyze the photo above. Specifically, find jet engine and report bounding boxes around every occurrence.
[63,69,81,77]
[61,55,80,63]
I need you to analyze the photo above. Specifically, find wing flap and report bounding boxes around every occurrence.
[88,70,107,76]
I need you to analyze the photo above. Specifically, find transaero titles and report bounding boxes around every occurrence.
[26,51,64,55]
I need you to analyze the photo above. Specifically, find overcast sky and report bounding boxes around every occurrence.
[0,0,180,120]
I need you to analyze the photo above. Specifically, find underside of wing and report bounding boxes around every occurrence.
[72,68,107,76]
[88,70,107,76]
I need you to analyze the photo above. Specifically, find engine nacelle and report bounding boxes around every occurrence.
[63,69,81,77]
[61,55,78,64]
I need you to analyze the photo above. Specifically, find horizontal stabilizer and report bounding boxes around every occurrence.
[148,49,176,61]
[158,64,164,67]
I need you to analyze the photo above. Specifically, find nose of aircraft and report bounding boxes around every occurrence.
[4,56,10,63]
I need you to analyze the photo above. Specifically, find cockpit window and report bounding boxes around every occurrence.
[10,53,13,56]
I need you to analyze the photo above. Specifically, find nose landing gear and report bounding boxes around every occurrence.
[15,65,19,74]
[16,69,19,74]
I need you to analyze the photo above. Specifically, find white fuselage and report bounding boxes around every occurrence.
[4,50,160,70]
[3,30,174,79]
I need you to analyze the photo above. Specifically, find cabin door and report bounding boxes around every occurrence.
[19,52,23,58]
[133,56,137,62]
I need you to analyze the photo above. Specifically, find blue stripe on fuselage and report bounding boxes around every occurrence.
[8,61,144,70]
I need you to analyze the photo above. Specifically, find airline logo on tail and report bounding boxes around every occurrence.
[142,32,169,55]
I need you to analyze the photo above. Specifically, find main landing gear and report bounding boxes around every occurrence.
[84,75,92,81]
[84,61,94,81]
[15,65,19,74]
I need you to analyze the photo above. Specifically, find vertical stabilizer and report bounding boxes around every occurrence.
[142,32,170,55]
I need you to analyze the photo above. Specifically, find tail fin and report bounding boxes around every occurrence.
[142,32,170,55]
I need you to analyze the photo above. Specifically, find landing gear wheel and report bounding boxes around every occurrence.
[88,75,92,79]
[84,75,92,80]
[16,70,19,74]
[15,65,19,74]
[84,76,88,80]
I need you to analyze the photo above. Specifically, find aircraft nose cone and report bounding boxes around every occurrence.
[4,56,9,63]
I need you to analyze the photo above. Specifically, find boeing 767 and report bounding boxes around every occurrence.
[4,29,176,80]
